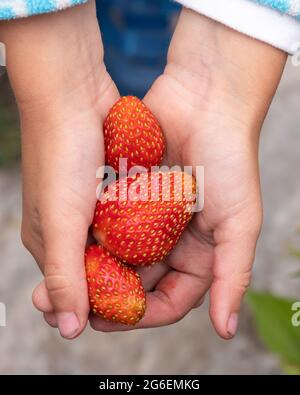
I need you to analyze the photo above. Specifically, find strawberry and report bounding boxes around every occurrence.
[93,171,196,266]
[104,96,165,172]
[85,245,146,325]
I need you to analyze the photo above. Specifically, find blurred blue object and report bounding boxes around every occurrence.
[96,0,181,97]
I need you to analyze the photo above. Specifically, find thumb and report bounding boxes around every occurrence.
[209,226,260,340]
[34,224,90,339]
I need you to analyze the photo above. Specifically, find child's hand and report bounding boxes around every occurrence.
[2,1,119,338]
[90,9,287,338]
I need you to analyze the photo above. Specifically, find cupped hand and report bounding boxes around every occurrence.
[90,9,286,338]
[3,1,120,338]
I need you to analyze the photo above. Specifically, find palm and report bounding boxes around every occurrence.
[90,70,262,338]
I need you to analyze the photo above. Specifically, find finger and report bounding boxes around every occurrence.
[35,241,168,332]
[90,268,210,332]
[32,280,54,313]
[193,297,205,309]
[43,222,90,339]
[209,231,260,340]
[44,312,58,328]
[137,262,170,291]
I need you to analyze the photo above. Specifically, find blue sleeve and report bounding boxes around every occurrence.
[0,0,88,20]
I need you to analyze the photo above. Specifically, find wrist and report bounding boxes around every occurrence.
[165,8,287,132]
[2,0,105,114]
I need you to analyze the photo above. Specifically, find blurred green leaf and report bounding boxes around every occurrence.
[282,362,300,375]
[0,106,20,167]
[247,291,300,367]
[289,247,300,259]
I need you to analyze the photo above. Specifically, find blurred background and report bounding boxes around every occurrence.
[0,0,299,375]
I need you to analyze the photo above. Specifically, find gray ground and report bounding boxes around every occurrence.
[0,62,299,375]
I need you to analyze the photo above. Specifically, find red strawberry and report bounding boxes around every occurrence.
[85,245,146,325]
[93,171,196,266]
[104,96,165,172]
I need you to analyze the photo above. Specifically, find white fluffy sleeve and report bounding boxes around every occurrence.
[175,0,300,54]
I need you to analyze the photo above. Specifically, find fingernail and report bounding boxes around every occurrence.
[56,312,80,339]
[227,313,239,338]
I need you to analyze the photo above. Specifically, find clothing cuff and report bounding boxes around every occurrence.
[175,0,300,54]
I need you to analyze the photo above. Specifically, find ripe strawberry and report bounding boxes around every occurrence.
[104,96,165,172]
[85,245,146,325]
[93,171,196,266]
